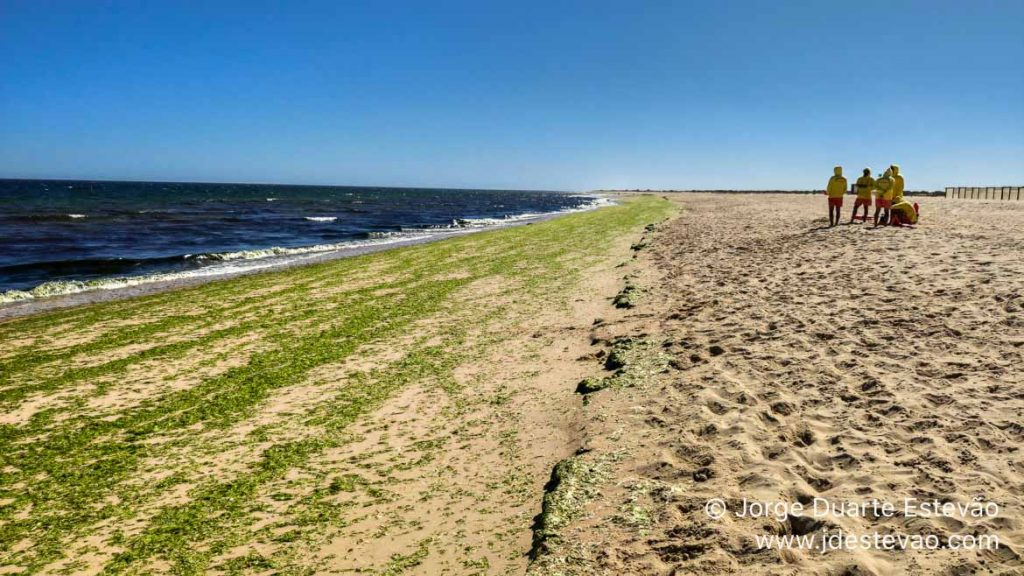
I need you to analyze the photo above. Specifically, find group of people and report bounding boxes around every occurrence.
[825,164,918,227]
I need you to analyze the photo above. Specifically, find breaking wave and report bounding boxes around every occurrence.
[7,213,90,222]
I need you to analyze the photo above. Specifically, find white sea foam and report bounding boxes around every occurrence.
[304,216,337,222]
[0,195,614,305]
[0,232,443,304]
[67,214,87,219]
[398,196,613,233]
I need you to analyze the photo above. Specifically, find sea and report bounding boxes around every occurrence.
[0,179,607,303]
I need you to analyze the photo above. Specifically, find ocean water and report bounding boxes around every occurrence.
[0,179,606,302]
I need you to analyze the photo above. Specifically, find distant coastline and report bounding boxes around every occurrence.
[598,188,946,196]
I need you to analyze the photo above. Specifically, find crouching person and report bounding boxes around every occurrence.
[890,198,919,226]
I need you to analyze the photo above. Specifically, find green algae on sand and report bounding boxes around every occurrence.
[0,195,675,575]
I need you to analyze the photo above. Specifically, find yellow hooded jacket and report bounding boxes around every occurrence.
[855,173,875,200]
[826,166,847,199]
[891,198,918,224]
[875,169,894,201]
[891,165,905,201]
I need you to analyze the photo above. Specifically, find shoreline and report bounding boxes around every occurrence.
[2,194,1022,574]
[0,194,672,574]
[0,201,610,322]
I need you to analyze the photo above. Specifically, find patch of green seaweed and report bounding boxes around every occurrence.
[575,337,668,396]
[0,196,677,574]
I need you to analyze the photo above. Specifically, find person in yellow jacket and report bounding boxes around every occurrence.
[873,168,894,226]
[850,167,874,223]
[890,198,918,225]
[891,164,905,203]
[825,166,847,227]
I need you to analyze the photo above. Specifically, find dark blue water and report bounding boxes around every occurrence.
[0,179,601,297]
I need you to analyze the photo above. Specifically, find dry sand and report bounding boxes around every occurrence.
[538,193,1024,575]
[3,193,1021,575]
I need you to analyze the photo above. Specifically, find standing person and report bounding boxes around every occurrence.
[850,167,875,223]
[873,168,894,226]
[891,164,905,203]
[825,166,847,227]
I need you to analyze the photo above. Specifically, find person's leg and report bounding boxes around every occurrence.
[873,205,881,226]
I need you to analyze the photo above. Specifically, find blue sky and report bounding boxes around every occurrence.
[1,1,1021,190]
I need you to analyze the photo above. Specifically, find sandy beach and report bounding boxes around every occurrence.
[531,193,1024,575]
[0,196,671,575]
[1,194,1021,575]
[4,1,1020,573]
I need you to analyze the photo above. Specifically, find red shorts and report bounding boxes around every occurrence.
[876,198,891,209]
[828,197,843,208]
[854,198,871,207]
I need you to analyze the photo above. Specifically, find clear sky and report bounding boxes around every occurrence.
[1,1,1021,191]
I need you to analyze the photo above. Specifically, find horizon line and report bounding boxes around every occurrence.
[0,176,579,194]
